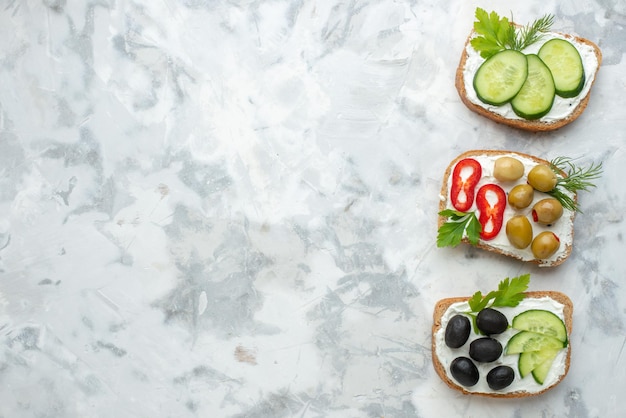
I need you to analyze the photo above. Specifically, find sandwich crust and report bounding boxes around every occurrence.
[438,149,575,267]
[432,291,573,397]
[456,30,602,131]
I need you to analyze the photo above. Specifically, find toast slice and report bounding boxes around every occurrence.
[438,150,575,267]
[432,291,573,397]
[456,30,602,131]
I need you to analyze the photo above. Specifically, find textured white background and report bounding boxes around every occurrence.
[0,0,624,417]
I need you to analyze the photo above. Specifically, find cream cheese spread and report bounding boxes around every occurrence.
[440,153,575,265]
[462,32,599,122]
[434,297,568,395]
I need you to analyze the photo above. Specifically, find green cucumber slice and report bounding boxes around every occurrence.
[505,330,565,354]
[532,355,558,384]
[538,38,585,98]
[518,348,560,378]
[510,54,555,120]
[512,309,568,343]
[473,49,528,105]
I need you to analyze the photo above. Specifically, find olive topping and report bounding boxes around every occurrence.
[532,198,564,225]
[476,308,509,335]
[528,164,557,192]
[505,216,533,249]
[487,365,515,390]
[508,183,535,210]
[531,231,561,259]
[445,314,471,348]
[493,157,525,182]
[450,357,479,387]
[469,337,503,363]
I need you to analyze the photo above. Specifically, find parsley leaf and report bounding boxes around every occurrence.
[437,209,481,247]
[467,274,530,313]
[470,8,554,59]
[468,290,500,312]
[492,275,531,307]
[471,8,514,59]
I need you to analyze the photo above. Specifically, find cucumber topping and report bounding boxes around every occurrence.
[512,309,568,343]
[505,330,565,354]
[473,49,528,105]
[505,310,569,386]
[510,54,555,119]
[538,38,585,98]
[532,355,557,384]
[518,348,560,378]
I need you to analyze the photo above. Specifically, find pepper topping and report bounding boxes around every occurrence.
[450,158,482,212]
[476,184,506,240]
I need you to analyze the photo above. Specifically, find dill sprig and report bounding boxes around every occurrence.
[509,14,555,51]
[547,157,603,212]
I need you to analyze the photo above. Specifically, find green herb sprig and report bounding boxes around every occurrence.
[466,274,531,333]
[548,157,603,212]
[509,13,554,51]
[470,8,554,59]
[468,274,530,312]
[437,209,481,248]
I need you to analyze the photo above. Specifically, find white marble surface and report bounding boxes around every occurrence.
[1,0,625,417]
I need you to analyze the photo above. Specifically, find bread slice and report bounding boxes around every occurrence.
[432,291,573,397]
[438,150,575,267]
[456,30,602,131]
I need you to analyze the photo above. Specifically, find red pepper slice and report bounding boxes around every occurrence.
[450,158,482,212]
[476,183,506,241]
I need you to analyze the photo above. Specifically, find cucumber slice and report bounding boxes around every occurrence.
[518,348,560,378]
[505,330,565,354]
[532,355,558,384]
[510,54,555,120]
[473,49,528,105]
[538,38,585,98]
[512,309,568,343]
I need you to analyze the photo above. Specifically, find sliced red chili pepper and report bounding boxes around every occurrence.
[475,183,506,241]
[450,158,482,212]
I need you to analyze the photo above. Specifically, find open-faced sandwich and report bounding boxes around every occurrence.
[456,8,602,131]
[437,150,602,267]
[432,274,573,397]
